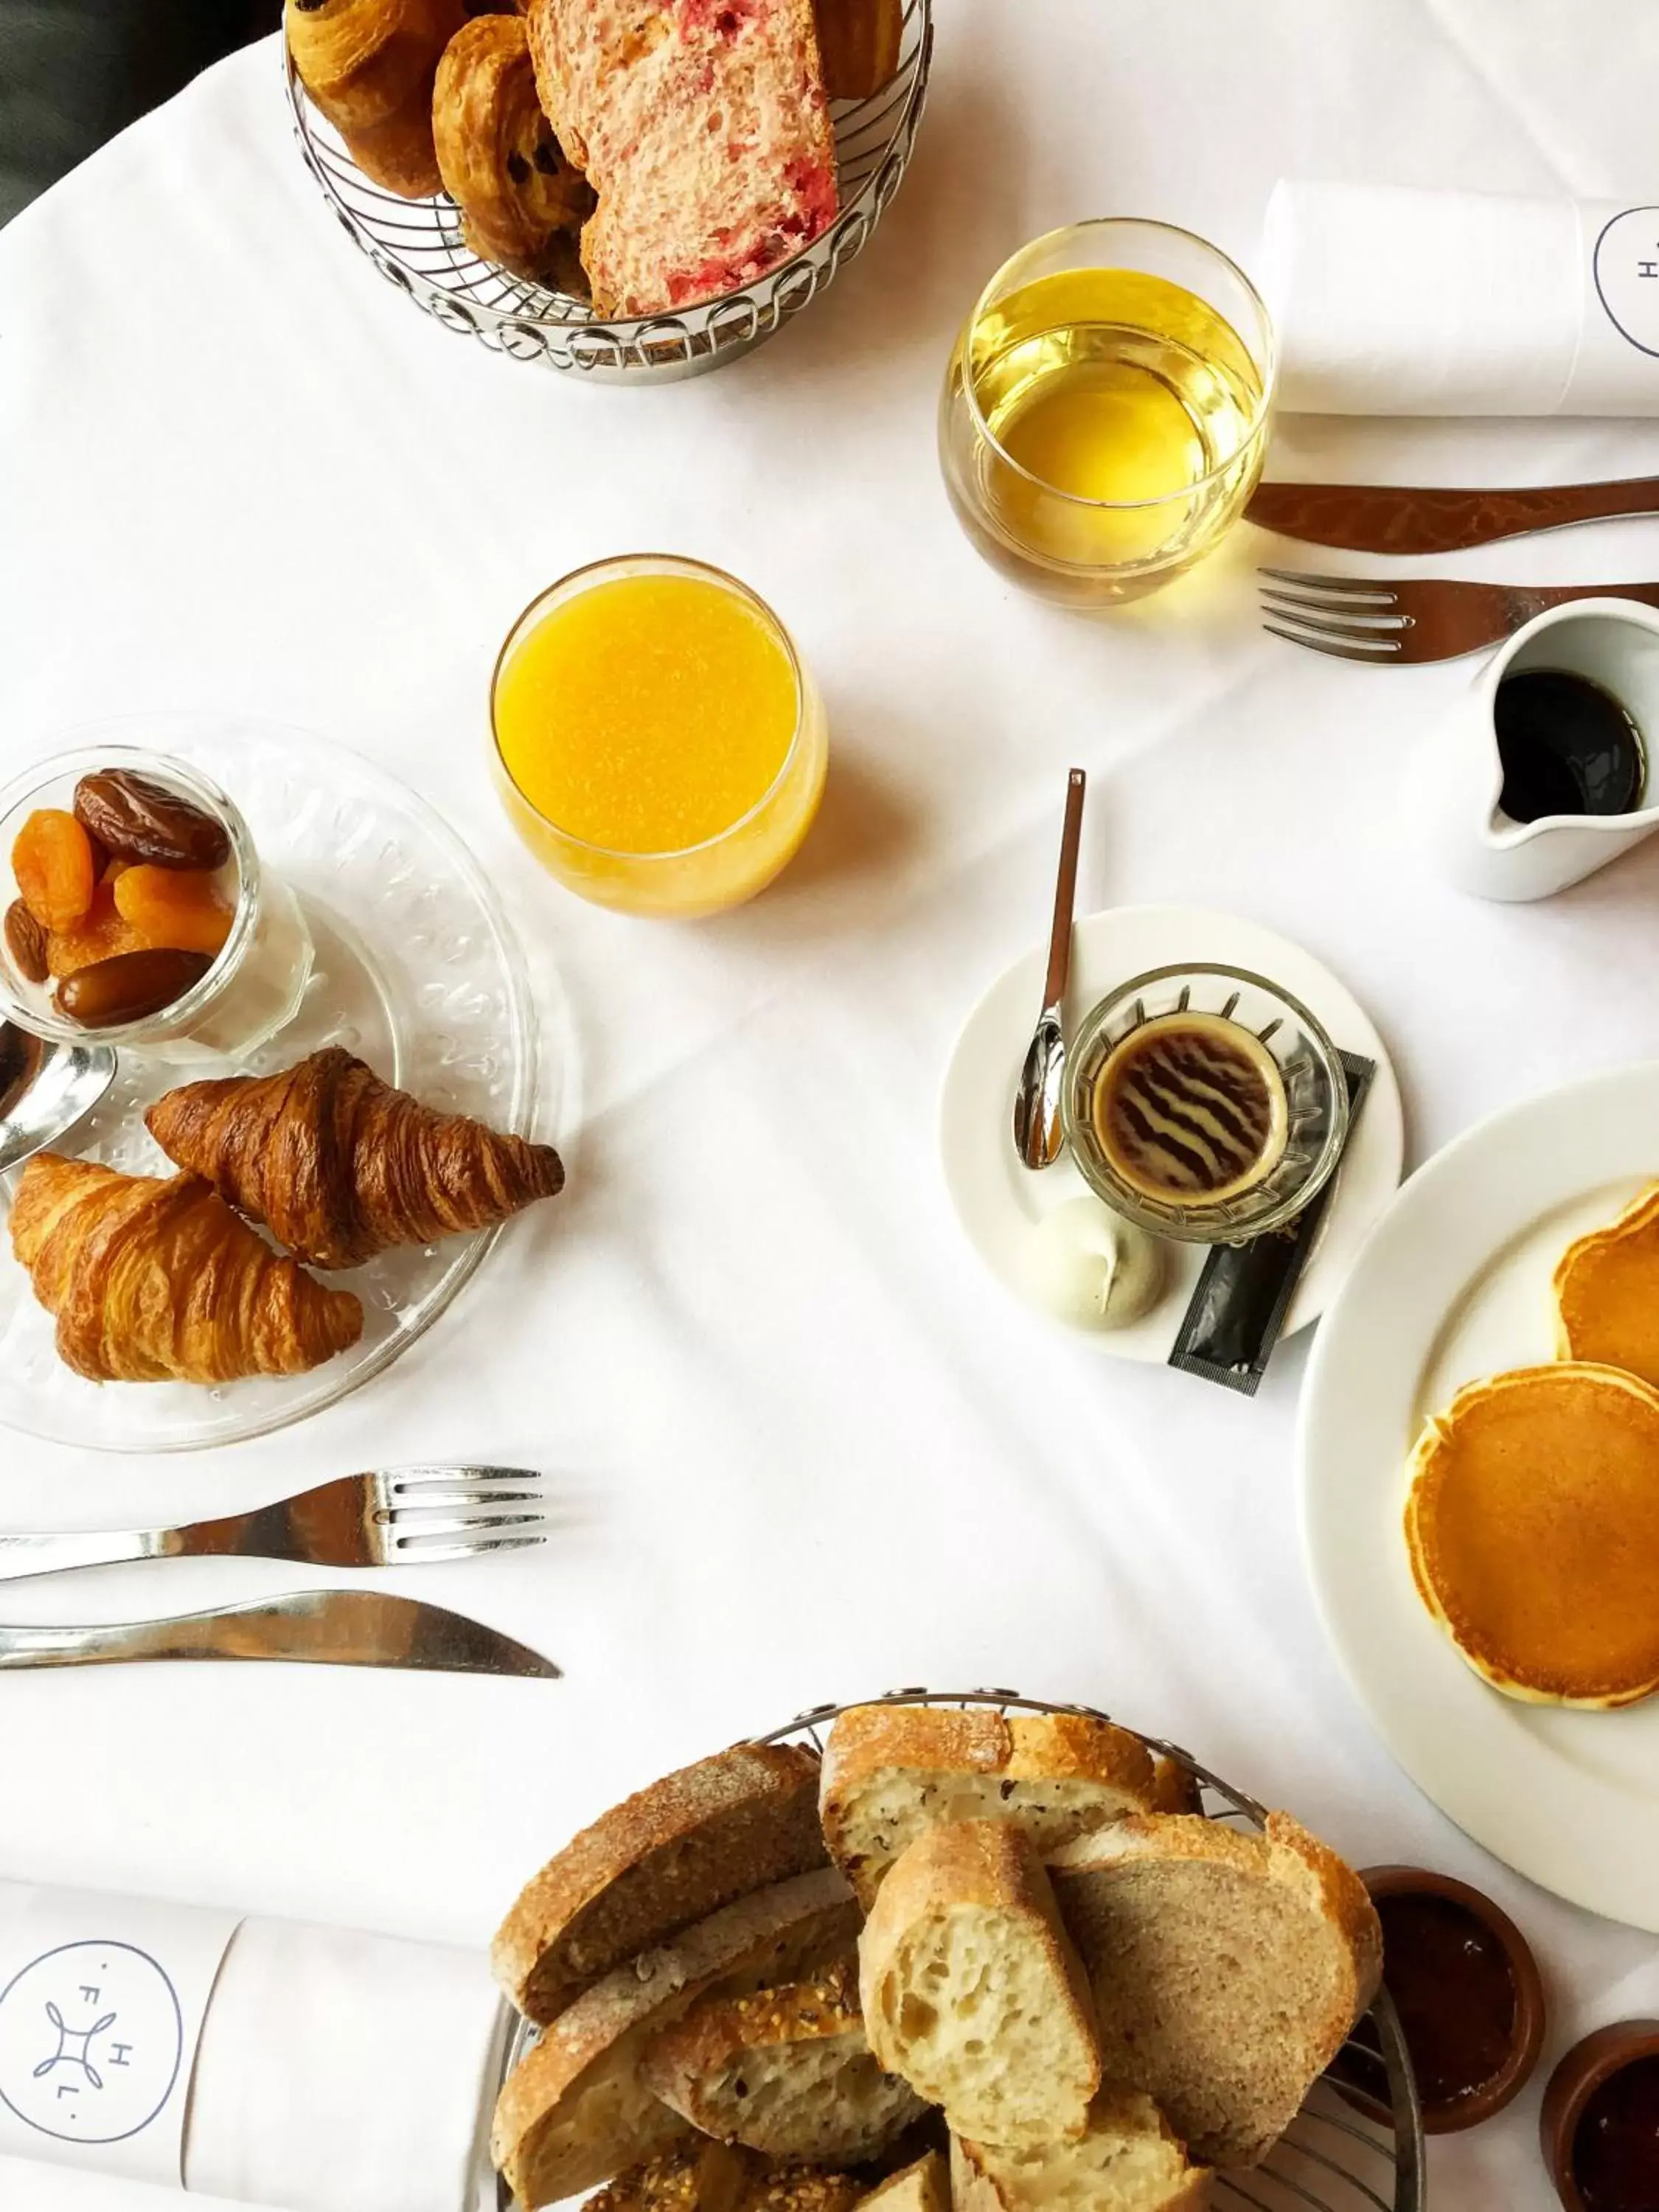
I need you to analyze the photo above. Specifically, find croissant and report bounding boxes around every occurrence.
[433,15,594,285]
[145,1047,565,1271]
[285,0,468,199]
[10,1155,364,1385]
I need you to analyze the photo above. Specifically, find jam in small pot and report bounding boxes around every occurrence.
[1572,2055,1659,2212]
[1332,1866,1543,2135]
[1377,1891,1519,2111]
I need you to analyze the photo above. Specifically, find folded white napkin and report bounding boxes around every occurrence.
[1260,180,1659,416]
[186,1918,506,2212]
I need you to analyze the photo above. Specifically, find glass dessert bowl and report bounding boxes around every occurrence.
[1063,962,1349,1243]
[0,746,313,1065]
[490,554,829,919]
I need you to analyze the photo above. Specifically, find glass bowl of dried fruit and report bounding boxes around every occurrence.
[0,746,314,1064]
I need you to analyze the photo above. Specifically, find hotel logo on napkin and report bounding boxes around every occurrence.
[1593,206,1659,361]
[0,1885,238,2185]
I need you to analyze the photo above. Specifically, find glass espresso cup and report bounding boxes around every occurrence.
[939,219,1277,607]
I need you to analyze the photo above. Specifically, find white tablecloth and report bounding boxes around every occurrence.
[4,5,1659,2207]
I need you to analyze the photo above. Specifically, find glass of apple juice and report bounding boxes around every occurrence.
[939,219,1277,608]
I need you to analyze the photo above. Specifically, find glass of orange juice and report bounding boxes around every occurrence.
[490,554,828,919]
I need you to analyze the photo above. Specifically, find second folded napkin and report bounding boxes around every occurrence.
[1261,180,1659,417]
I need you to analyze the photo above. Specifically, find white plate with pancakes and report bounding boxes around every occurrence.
[1300,1060,1659,1929]
[940,905,1405,1363]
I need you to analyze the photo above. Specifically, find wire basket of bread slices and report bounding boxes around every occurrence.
[283,0,932,383]
[482,1689,1426,2212]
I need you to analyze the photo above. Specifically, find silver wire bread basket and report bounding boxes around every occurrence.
[487,1688,1426,2212]
[284,1,932,384]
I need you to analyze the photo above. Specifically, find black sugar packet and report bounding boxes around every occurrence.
[1167,1048,1376,1398]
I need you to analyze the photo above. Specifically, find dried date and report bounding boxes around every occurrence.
[55,947,212,1028]
[73,771,231,872]
[4,899,49,984]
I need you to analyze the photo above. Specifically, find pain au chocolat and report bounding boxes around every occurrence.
[1554,1183,1659,1391]
[1405,1363,1659,1711]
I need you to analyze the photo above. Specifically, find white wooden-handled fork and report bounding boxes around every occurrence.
[0,1467,549,1582]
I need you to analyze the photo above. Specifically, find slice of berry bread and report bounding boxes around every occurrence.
[526,0,838,316]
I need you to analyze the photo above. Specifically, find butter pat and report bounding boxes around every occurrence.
[1025,1196,1164,1329]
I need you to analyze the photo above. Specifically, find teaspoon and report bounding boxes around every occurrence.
[1012,768,1086,1172]
[0,1023,118,1175]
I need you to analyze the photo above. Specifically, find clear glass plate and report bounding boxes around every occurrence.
[0,714,575,1452]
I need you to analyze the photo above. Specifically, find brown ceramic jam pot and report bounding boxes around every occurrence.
[1330,1865,1545,2135]
[1543,2020,1659,2212]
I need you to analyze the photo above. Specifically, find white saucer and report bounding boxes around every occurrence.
[939,906,1405,1363]
[1300,1062,1659,1928]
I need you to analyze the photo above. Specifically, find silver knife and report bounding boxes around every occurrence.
[1247,475,1659,555]
[0,1589,560,1677]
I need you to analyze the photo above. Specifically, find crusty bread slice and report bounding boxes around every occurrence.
[1050,1813,1382,2168]
[525,0,838,316]
[812,0,902,99]
[1147,1756,1202,1817]
[821,1706,1157,1907]
[858,2151,951,2212]
[494,1742,828,2025]
[493,1868,859,2208]
[643,1955,925,2164]
[950,2096,1208,2212]
[587,2142,870,2212]
[859,1822,1101,2148]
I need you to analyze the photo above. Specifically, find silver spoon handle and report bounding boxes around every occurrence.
[1043,769,1087,1011]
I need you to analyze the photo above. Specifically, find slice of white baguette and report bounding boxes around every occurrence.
[1050,1812,1382,2168]
[950,2096,1209,2212]
[859,1821,1101,2148]
[821,1706,1156,1907]
[643,1955,925,2163]
[858,2151,951,2212]
[495,1742,828,2025]
[493,1868,859,2208]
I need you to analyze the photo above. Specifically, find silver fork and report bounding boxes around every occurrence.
[1259,571,1659,662]
[0,1467,548,1582]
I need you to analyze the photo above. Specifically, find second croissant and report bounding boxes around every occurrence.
[146,1047,565,1271]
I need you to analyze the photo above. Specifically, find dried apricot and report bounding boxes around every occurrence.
[112,863,232,958]
[12,809,95,932]
[46,880,143,978]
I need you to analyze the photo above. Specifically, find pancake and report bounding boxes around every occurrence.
[1554,1182,1659,1389]
[1405,1363,1659,1710]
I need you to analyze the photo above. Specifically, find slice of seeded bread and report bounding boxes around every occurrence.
[588,2140,764,2212]
[1049,1812,1382,2168]
[950,2096,1209,2212]
[821,1706,1158,1907]
[858,1822,1101,2149]
[525,0,839,316]
[588,2142,872,2212]
[493,1868,860,2208]
[858,2151,951,2212]
[643,1956,925,2164]
[494,1742,828,2025]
